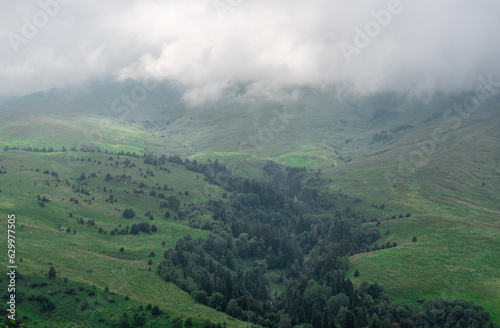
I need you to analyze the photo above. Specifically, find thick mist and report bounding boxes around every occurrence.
[1,0,499,103]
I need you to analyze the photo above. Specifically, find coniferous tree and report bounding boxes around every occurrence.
[356,307,368,328]
[370,318,380,328]
[48,266,56,279]
[294,306,306,325]
[341,310,356,328]
[311,307,322,328]
[321,309,330,328]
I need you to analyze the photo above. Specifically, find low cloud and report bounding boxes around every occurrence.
[1,0,499,103]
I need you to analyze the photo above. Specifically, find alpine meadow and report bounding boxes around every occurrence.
[1,1,499,328]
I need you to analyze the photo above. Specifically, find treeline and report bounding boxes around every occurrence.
[2,145,142,157]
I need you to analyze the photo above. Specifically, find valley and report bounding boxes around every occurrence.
[0,83,499,327]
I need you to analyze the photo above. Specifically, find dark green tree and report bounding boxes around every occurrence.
[226,299,242,318]
[311,307,322,328]
[321,309,330,328]
[192,290,208,305]
[185,318,194,328]
[341,310,355,328]
[120,316,132,328]
[172,317,183,328]
[138,222,151,234]
[133,313,146,327]
[130,224,140,235]
[122,209,136,219]
[356,307,368,328]
[208,292,227,312]
[48,266,56,279]
[294,306,306,325]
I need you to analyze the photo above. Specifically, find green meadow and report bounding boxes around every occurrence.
[1,86,499,326]
[0,151,247,327]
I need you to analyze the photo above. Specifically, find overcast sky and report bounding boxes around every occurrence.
[1,0,499,103]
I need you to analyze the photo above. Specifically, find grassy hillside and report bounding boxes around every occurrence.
[0,151,247,327]
[320,97,500,325]
[349,214,500,325]
[1,84,499,326]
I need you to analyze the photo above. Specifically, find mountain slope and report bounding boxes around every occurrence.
[1,83,499,326]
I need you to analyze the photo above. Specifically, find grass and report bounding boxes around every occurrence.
[10,273,180,327]
[333,153,500,326]
[0,151,247,328]
[312,108,500,326]
[1,86,499,326]
[349,215,500,326]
